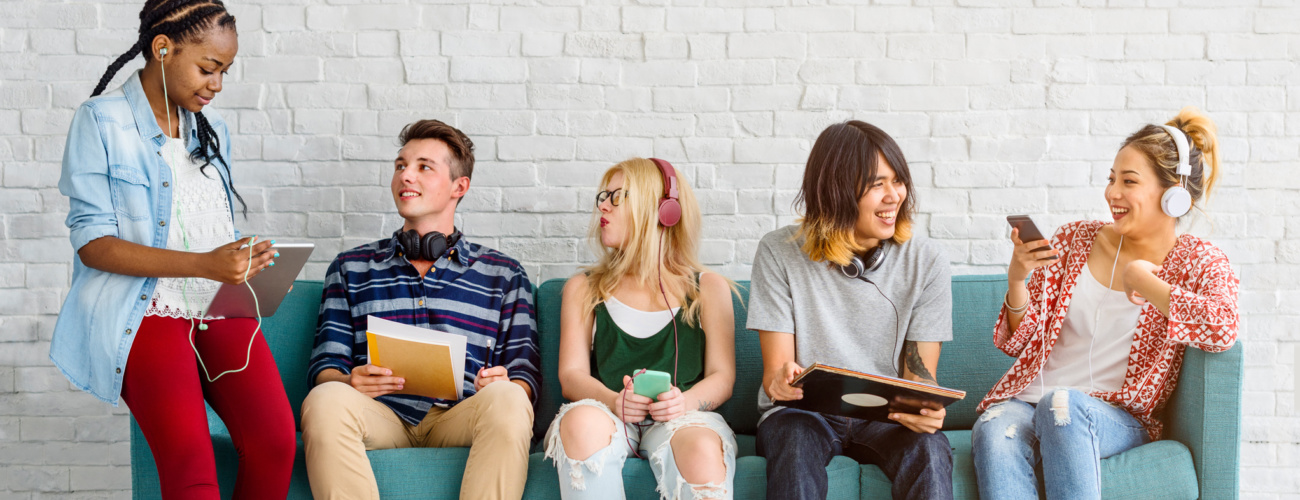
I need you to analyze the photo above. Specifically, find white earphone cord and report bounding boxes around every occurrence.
[1086,234,1123,392]
[161,49,262,383]
[1038,233,1122,398]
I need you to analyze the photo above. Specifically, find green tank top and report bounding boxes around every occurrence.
[589,300,707,394]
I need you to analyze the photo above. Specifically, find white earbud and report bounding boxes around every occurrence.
[159,47,167,57]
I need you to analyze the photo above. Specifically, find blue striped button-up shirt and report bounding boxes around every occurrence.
[308,233,540,425]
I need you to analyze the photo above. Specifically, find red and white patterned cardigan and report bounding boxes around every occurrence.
[977,220,1239,441]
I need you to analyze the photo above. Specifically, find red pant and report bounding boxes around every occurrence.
[122,315,295,499]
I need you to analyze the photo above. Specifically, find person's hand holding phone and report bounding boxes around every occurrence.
[1008,228,1059,283]
[648,387,685,422]
[613,375,653,423]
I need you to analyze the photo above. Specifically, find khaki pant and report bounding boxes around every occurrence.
[301,381,534,500]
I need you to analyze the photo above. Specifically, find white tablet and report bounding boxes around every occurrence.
[205,243,315,319]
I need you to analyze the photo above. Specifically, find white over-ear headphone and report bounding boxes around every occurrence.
[1159,124,1193,218]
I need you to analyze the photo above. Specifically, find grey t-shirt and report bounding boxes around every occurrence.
[747,225,953,418]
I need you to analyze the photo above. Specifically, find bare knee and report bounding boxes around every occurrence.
[670,426,726,485]
[558,405,616,461]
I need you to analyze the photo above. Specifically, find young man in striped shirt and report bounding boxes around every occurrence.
[301,120,540,500]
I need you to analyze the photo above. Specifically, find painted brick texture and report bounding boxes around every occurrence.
[2,0,1297,496]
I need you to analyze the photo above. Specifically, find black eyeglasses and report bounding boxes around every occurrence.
[596,188,627,207]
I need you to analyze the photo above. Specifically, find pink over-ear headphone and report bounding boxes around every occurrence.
[648,158,681,227]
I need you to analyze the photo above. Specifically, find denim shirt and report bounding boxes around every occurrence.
[51,71,238,405]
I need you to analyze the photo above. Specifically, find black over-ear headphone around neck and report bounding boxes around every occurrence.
[397,228,462,262]
[838,239,903,375]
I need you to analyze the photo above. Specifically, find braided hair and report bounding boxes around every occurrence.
[92,0,246,215]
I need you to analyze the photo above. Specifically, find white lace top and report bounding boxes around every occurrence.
[145,131,235,320]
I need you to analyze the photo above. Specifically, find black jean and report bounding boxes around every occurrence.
[756,407,954,500]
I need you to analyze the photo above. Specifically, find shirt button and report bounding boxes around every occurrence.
[418,299,424,306]
[159,220,166,227]
[163,181,169,187]
[116,368,122,374]
[140,294,147,301]
[125,328,132,335]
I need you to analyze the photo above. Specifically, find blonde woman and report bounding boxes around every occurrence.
[544,158,738,499]
[972,107,1239,500]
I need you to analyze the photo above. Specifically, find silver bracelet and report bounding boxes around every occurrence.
[1004,291,1029,314]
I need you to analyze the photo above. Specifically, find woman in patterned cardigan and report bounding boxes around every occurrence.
[971,107,1239,500]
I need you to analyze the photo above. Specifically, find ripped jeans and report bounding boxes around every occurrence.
[970,389,1150,500]
[544,399,738,500]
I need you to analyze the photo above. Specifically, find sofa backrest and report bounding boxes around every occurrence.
[261,281,326,430]
[264,275,1014,434]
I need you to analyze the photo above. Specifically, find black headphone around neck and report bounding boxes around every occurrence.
[396,228,462,262]
[838,239,903,375]
[839,240,891,281]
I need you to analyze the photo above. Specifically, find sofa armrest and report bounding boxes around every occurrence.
[1163,342,1243,500]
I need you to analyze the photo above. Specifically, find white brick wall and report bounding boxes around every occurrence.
[2,0,1297,496]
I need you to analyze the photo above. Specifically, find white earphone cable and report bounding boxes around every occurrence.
[1087,233,1123,392]
[160,48,262,383]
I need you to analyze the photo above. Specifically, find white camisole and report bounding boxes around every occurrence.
[1016,262,1142,403]
[592,295,679,341]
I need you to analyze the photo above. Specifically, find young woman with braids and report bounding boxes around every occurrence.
[51,1,294,497]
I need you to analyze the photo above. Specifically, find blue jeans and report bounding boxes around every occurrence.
[756,408,953,500]
[971,389,1150,500]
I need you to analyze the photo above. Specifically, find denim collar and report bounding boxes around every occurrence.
[122,70,201,150]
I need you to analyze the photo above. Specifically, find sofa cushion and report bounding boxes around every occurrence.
[524,452,861,500]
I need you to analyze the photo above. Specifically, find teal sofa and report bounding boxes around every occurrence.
[131,275,1242,499]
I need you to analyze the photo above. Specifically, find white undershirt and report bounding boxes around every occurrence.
[146,128,236,320]
[1016,262,1142,404]
[592,295,679,341]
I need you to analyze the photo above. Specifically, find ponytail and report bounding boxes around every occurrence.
[1167,106,1221,200]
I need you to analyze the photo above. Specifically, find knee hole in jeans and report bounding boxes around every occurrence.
[669,426,727,485]
[558,404,617,461]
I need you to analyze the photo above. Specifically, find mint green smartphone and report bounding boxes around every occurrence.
[632,370,672,400]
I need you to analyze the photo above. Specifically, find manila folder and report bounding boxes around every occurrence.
[366,316,465,401]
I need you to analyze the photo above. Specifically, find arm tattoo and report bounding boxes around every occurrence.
[903,341,937,385]
[697,400,716,412]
